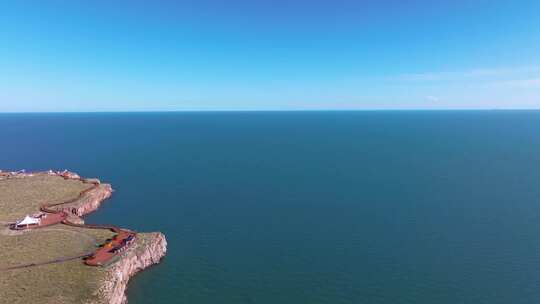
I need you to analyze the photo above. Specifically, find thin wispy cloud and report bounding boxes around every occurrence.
[498,78,540,88]
[425,96,441,103]
[397,66,540,82]
[2,0,540,111]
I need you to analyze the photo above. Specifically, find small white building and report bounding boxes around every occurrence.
[15,215,40,228]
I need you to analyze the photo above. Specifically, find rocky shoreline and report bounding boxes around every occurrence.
[69,174,167,304]
[1,169,168,304]
[98,232,167,304]
[69,182,113,217]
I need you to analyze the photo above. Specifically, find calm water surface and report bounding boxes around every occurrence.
[2,111,540,303]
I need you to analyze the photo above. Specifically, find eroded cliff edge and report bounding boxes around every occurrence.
[68,173,168,304]
[1,170,168,304]
[96,232,167,304]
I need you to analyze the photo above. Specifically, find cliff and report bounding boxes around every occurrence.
[1,170,167,304]
[96,233,167,304]
[71,183,114,216]
[65,175,168,304]
[67,176,168,304]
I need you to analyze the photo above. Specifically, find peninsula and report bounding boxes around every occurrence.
[0,170,167,304]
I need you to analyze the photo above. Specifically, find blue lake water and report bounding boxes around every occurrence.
[2,111,540,303]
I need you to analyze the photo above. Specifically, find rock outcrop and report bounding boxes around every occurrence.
[1,169,167,304]
[44,170,166,304]
[70,183,113,217]
[61,174,168,304]
[97,233,167,304]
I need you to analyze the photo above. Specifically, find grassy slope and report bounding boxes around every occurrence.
[0,174,141,304]
[0,174,94,222]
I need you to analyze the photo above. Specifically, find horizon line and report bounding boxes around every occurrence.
[1,108,540,114]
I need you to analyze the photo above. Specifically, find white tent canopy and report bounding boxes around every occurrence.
[17,215,40,226]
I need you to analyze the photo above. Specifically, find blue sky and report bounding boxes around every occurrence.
[1,0,539,112]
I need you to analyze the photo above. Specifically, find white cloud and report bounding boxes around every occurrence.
[397,66,540,82]
[426,95,441,102]
[498,78,540,88]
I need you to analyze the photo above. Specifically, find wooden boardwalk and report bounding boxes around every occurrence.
[2,172,137,271]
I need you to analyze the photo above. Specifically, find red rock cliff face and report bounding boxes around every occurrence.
[57,173,167,304]
[2,170,168,303]
[71,183,113,216]
[97,233,168,304]
[70,180,167,304]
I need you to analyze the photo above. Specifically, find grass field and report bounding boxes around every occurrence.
[0,227,113,304]
[0,174,94,222]
[0,174,142,304]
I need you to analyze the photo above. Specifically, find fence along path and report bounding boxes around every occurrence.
[1,172,134,271]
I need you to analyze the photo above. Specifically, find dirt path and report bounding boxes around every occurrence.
[41,176,130,234]
[0,251,94,271]
[2,172,136,271]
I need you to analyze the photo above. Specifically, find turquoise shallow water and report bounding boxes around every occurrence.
[2,111,540,303]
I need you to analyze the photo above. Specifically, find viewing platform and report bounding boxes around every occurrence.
[9,212,68,230]
[85,231,137,266]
